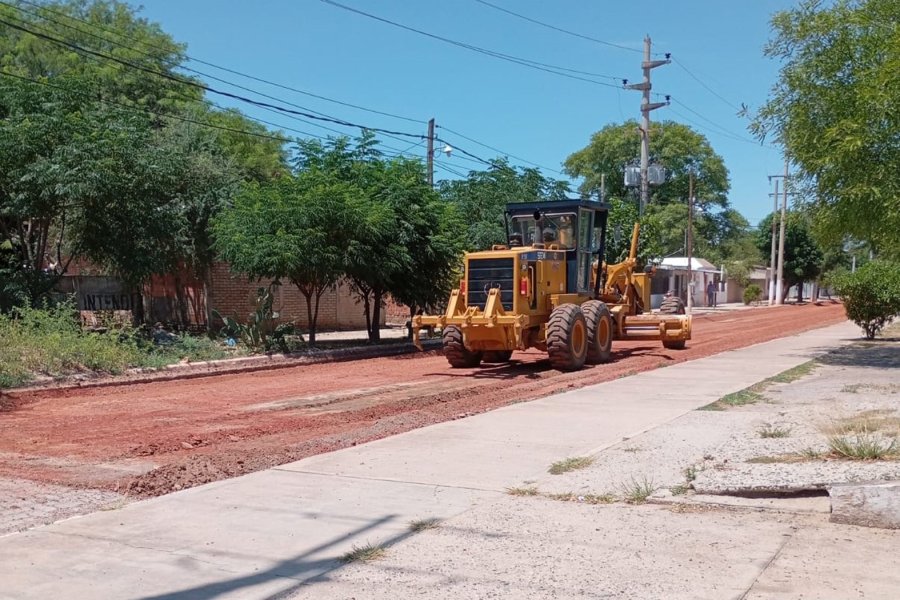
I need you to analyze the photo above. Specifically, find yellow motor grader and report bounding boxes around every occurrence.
[412,199,691,371]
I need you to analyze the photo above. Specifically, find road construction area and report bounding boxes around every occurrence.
[0,303,845,504]
[5,312,899,600]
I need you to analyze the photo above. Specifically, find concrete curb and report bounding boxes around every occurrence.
[829,480,900,529]
[4,338,442,396]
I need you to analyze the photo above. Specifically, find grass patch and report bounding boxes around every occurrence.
[758,423,792,438]
[670,484,689,496]
[698,362,820,412]
[841,383,864,394]
[683,465,700,482]
[823,410,900,436]
[506,485,540,497]
[700,389,764,411]
[800,447,824,459]
[746,455,782,464]
[339,543,386,563]
[408,518,441,533]
[0,304,236,389]
[620,475,656,504]
[545,491,615,504]
[548,456,595,475]
[764,361,817,384]
[827,433,899,460]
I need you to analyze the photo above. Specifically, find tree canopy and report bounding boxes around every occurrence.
[564,120,752,265]
[0,0,287,315]
[756,211,824,302]
[215,135,465,343]
[438,160,570,251]
[753,0,900,257]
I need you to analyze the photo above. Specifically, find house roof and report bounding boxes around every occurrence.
[658,257,721,272]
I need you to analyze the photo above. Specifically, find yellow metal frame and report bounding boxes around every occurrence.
[413,220,692,356]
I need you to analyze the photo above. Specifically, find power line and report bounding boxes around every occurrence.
[672,58,742,112]
[0,4,552,171]
[670,100,760,145]
[472,0,643,54]
[9,0,427,125]
[0,69,296,144]
[318,0,625,88]
[436,125,565,175]
[0,1,412,147]
[0,16,430,142]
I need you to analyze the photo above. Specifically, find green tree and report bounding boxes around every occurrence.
[756,212,824,302]
[206,108,288,182]
[0,0,200,110]
[294,134,465,341]
[835,260,900,339]
[753,0,900,257]
[0,1,282,319]
[439,160,570,251]
[212,173,369,345]
[565,120,744,264]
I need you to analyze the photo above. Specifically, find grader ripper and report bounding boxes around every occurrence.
[412,199,691,371]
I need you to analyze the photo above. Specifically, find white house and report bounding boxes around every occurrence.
[650,257,724,309]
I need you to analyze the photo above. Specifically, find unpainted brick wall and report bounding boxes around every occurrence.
[208,262,377,330]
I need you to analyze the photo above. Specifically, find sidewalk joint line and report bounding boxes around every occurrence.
[269,468,503,494]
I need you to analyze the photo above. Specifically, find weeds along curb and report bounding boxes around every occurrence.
[3,339,442,396]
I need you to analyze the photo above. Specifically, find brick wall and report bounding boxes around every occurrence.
[208,262,377,331]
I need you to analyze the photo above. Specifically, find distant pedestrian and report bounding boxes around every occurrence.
[706,280,717,307]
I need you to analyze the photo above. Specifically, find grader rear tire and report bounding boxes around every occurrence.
[663,340,687,350]
[659,295,686,315]
[442,325,482,368]
[482,350,513,363]
[582,300,613,364]
[546,304,588,372]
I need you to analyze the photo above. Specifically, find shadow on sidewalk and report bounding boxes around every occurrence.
[137,514,413,600]
[817,342,900,369]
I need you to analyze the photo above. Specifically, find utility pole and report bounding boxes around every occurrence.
[775,160,789,305]
[624,37,670,215]
[768,180,779,305]
[426,118,435,188]
[686,171,694,314]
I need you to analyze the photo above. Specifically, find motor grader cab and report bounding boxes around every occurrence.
[412,199,691,371]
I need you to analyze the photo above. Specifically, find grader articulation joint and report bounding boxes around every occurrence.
[413,199,691,371]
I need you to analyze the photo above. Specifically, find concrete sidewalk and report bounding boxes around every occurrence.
[2,321,858,600]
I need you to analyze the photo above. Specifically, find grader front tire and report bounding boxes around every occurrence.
[663,340,687,350]
[442,325,483,368]
[582,300,613,364]
[546,304,588,372]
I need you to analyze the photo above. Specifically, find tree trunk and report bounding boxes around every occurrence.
[302,288,315,346]
[362,293,371,340]
[370,286,382,342]
[174,271,189,330]
[796,282,803,303]
[203,270,214,335]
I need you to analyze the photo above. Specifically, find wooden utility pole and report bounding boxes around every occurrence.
[687,171,694,314]
[426,118,435,188]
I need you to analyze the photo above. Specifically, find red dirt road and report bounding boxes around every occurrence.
[1,303,847,497]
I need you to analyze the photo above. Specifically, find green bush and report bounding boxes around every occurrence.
[835,260,900,339]
[0,304,143,388]
[743,284,763,305]
[0,304,235,389]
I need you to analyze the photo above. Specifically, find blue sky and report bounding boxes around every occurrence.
[139,0,795,226]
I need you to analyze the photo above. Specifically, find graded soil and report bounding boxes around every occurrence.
[0,303,847,498]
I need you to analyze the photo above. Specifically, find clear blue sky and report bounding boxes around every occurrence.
[139,0,795,226]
